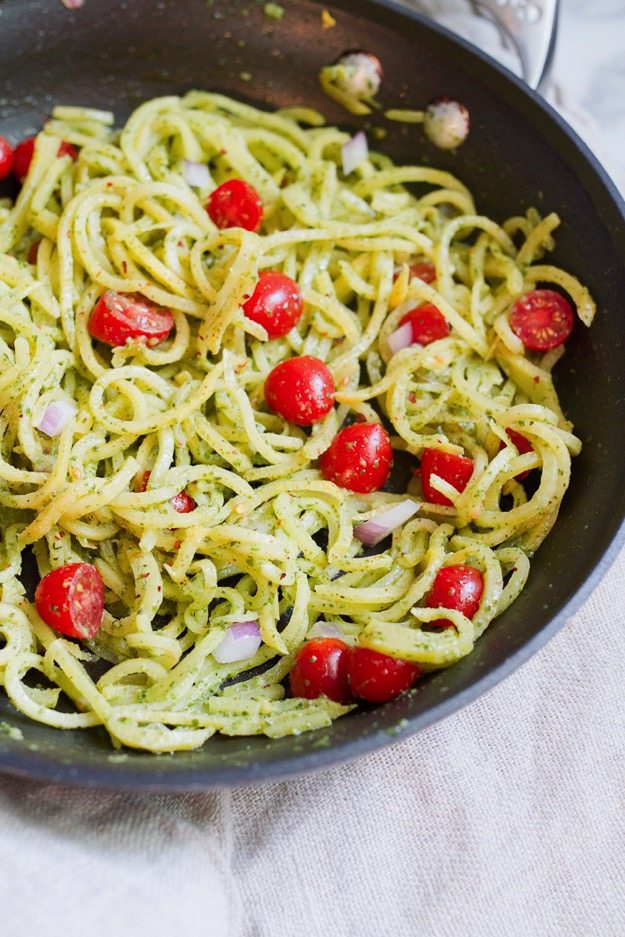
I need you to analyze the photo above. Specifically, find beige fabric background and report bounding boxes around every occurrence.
[1,3,624,935]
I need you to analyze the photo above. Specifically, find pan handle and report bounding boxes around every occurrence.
[470,0,559,90]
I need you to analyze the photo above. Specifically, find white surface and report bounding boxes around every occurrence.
[1,3,625,935]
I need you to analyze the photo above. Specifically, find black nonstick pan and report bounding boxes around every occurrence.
[0,0,624,790]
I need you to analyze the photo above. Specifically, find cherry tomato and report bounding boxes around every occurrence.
[206,178,263,232]
[243,271,303,339]
[499,428,534,481]
[170,490,196,513]
[408,260,436,284]
[420,447,474,506]
[426,564,484,630]
[89,291,174,347]
[13,136,78,183]
[27,240,40,265]
[264,355,335,426]
[399,302,450,346]
[34,562,104,640]
[347,646,421,703]
[509,289,574,351]
[0,136,14,180]
[289,637,353,704]
[319,422,393,493]
[137,470,195,514]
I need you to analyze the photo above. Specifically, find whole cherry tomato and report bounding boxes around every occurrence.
[399,302,450,346]
[264,355,335,426]
[426,564,484,630]
[137,471,195,514]
[509,289,574,351]
[319,422,393,493]
[347,646,421,703]
[419,447,474,506]
[243,271,303,339]
[89,291,174,347]
[289,637,353,704]
[13,136,77,182]
[206,178,263,233]
[34,562,104,640]
[0,136,14,180]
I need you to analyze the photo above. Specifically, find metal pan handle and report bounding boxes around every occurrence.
[470,0,559,90]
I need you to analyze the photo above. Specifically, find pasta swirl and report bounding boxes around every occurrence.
[0,93,594,751]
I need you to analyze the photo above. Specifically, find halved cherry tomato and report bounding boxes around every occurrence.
[13,136,78,183]
[319,422,392,493]
[34,562,104,640]
[509,289,574,351]
[289,637,353,704]
[426,564,484,630]
[393,259,436,284]
[0,136,14,180]
[27,240,41,265]
[206,178,263,232]
[243,271,303,339]
[499,428,534,481]
[89,291,174,347]
[420,447,474,506]
[347,646,421,703]
[399,302,450,346]
[408,260,436,284]
[137,470,195,514]
[264,355,335,426]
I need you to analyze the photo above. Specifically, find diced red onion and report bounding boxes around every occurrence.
[354,499,420,547]
[308,621,345,641]
[387,321,415,355]
[182,159,210,188]
[61,0,84,8]
[35,400,77,437]
[213,620,261,664]
[341,131,369,176]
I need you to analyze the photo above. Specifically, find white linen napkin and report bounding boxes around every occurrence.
[1,3,624,936]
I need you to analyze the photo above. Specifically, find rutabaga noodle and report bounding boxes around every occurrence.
[0,93,594,752]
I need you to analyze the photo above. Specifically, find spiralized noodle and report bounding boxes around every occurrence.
[0,93,594,752]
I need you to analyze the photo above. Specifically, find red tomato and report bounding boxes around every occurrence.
[206,178,263,232]
[319,422,393,493]
[13,137,35,181]
[408,260,436,284]
[426,564,484,630]
[27,240,41,265]
[169,490,196,514]
[137,470,195,514]
[58,140,78,161]
[509,289,574,351]
[34,562,104,640]
[289,638,353,704]
[347,646,421,703]
[399,302,450,346]
[499,428,534,481]
[243,271,303,339]
[89,291,174,347]
[0,136,14,180]
[264,355,335,426]
[420,447,474,506]
[13,136,78,182]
